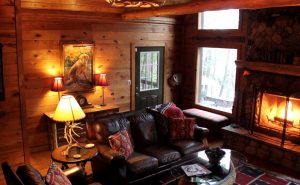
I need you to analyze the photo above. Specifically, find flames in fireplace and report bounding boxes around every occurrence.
[255,91,300,144]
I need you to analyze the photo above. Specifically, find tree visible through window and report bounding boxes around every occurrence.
[196,47,237,113]
[140,51,159,91]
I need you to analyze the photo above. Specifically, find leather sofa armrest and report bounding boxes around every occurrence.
[92,144,127,185]
[194,126,209,137]
[194,126,209,148]
[97,144,125,164]
[63,166,88,185]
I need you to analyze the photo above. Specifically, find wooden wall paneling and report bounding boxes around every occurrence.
[15,0,29,162]
[21,0,124,14]
[122,0,300,20]
[0,0,25,184]
[20,11,179,151]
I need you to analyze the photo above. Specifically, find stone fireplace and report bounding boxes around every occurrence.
[223,60,300,171]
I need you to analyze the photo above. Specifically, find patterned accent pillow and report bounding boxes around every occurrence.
[108,130,134,159]
[169,118,196,140]
[151,102,185,119]
[46,163,71,185]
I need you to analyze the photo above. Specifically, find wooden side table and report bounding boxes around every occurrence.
[44,104,119,150]
[51,143,98,170]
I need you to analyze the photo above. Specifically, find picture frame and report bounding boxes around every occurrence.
[0,43,4,101]
[61,41,95,93]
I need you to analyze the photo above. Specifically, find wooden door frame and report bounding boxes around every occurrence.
[130,42,167,111]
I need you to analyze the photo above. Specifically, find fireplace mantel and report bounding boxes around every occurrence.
[236,60,300,77]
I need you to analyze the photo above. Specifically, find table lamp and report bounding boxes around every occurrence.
[51,77,65,100]
[95,74,109,106]
[53,95,86,156]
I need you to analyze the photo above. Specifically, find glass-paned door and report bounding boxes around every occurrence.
[135,47,164,110]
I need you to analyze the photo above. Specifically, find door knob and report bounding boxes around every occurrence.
[136,93,139,96]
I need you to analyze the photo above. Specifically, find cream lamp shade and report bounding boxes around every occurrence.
[53,95,86,122]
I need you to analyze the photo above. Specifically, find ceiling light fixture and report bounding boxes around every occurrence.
[106,0,166,8]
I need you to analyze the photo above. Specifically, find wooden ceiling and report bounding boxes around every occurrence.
[123,0,300,20]
[21,0,300,20]
[164,0,193,6]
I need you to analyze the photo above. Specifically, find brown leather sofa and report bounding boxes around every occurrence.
[86,109,209,185]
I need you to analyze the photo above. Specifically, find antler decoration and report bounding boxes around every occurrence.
[106,0,166,8]
[63,121,83,155]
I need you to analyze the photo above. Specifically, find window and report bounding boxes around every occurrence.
[140,51,159,91]
[196,47,237,113]
[198,9,239,30]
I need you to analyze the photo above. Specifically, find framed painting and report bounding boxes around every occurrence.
[62,41,94,93]
[0,43,4,101]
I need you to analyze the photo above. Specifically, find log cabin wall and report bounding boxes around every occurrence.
[20,2,181,152]
[179,12,247,116]
[0,0,25,180]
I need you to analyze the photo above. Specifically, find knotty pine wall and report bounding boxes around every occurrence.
[0,0,25,182]
[0,2,180,183]
[20,10,180,151]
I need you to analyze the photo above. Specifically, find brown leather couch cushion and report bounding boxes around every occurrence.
[126,152,158,174]
[127,113,158,149]
[146,108,170,143]
[169,140,205,155]
[142,146,181,165]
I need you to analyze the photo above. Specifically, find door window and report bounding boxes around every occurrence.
[140,51,160,91]
[135,47,164,110]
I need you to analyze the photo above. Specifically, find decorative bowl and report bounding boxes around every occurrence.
[205,148,225,165]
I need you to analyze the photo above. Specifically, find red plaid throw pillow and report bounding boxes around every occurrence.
[109,130,134,159]
[46,163,71,185]
[169,118,196,140]
[161,103,185,119]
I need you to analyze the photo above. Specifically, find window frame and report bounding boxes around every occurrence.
[196,10,245,38]
[194,42,243,116]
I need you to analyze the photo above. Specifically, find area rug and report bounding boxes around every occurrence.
[234,163,300,185]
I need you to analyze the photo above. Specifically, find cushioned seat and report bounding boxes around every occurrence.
[142,146,181,165]
[183,108,229,138]
[126,152,158,174]
[169,140,204,155]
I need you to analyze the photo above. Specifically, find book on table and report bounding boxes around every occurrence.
[181,164,211,177]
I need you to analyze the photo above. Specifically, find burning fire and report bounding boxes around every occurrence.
[266,100,300,128]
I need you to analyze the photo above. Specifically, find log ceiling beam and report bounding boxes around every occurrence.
[122,0,300,20]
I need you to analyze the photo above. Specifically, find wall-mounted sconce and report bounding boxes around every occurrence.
[51,77,65,100]
[94,74,109,106]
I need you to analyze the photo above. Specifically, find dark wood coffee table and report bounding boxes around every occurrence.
[51,143,98,170]
[173,149,244,185]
